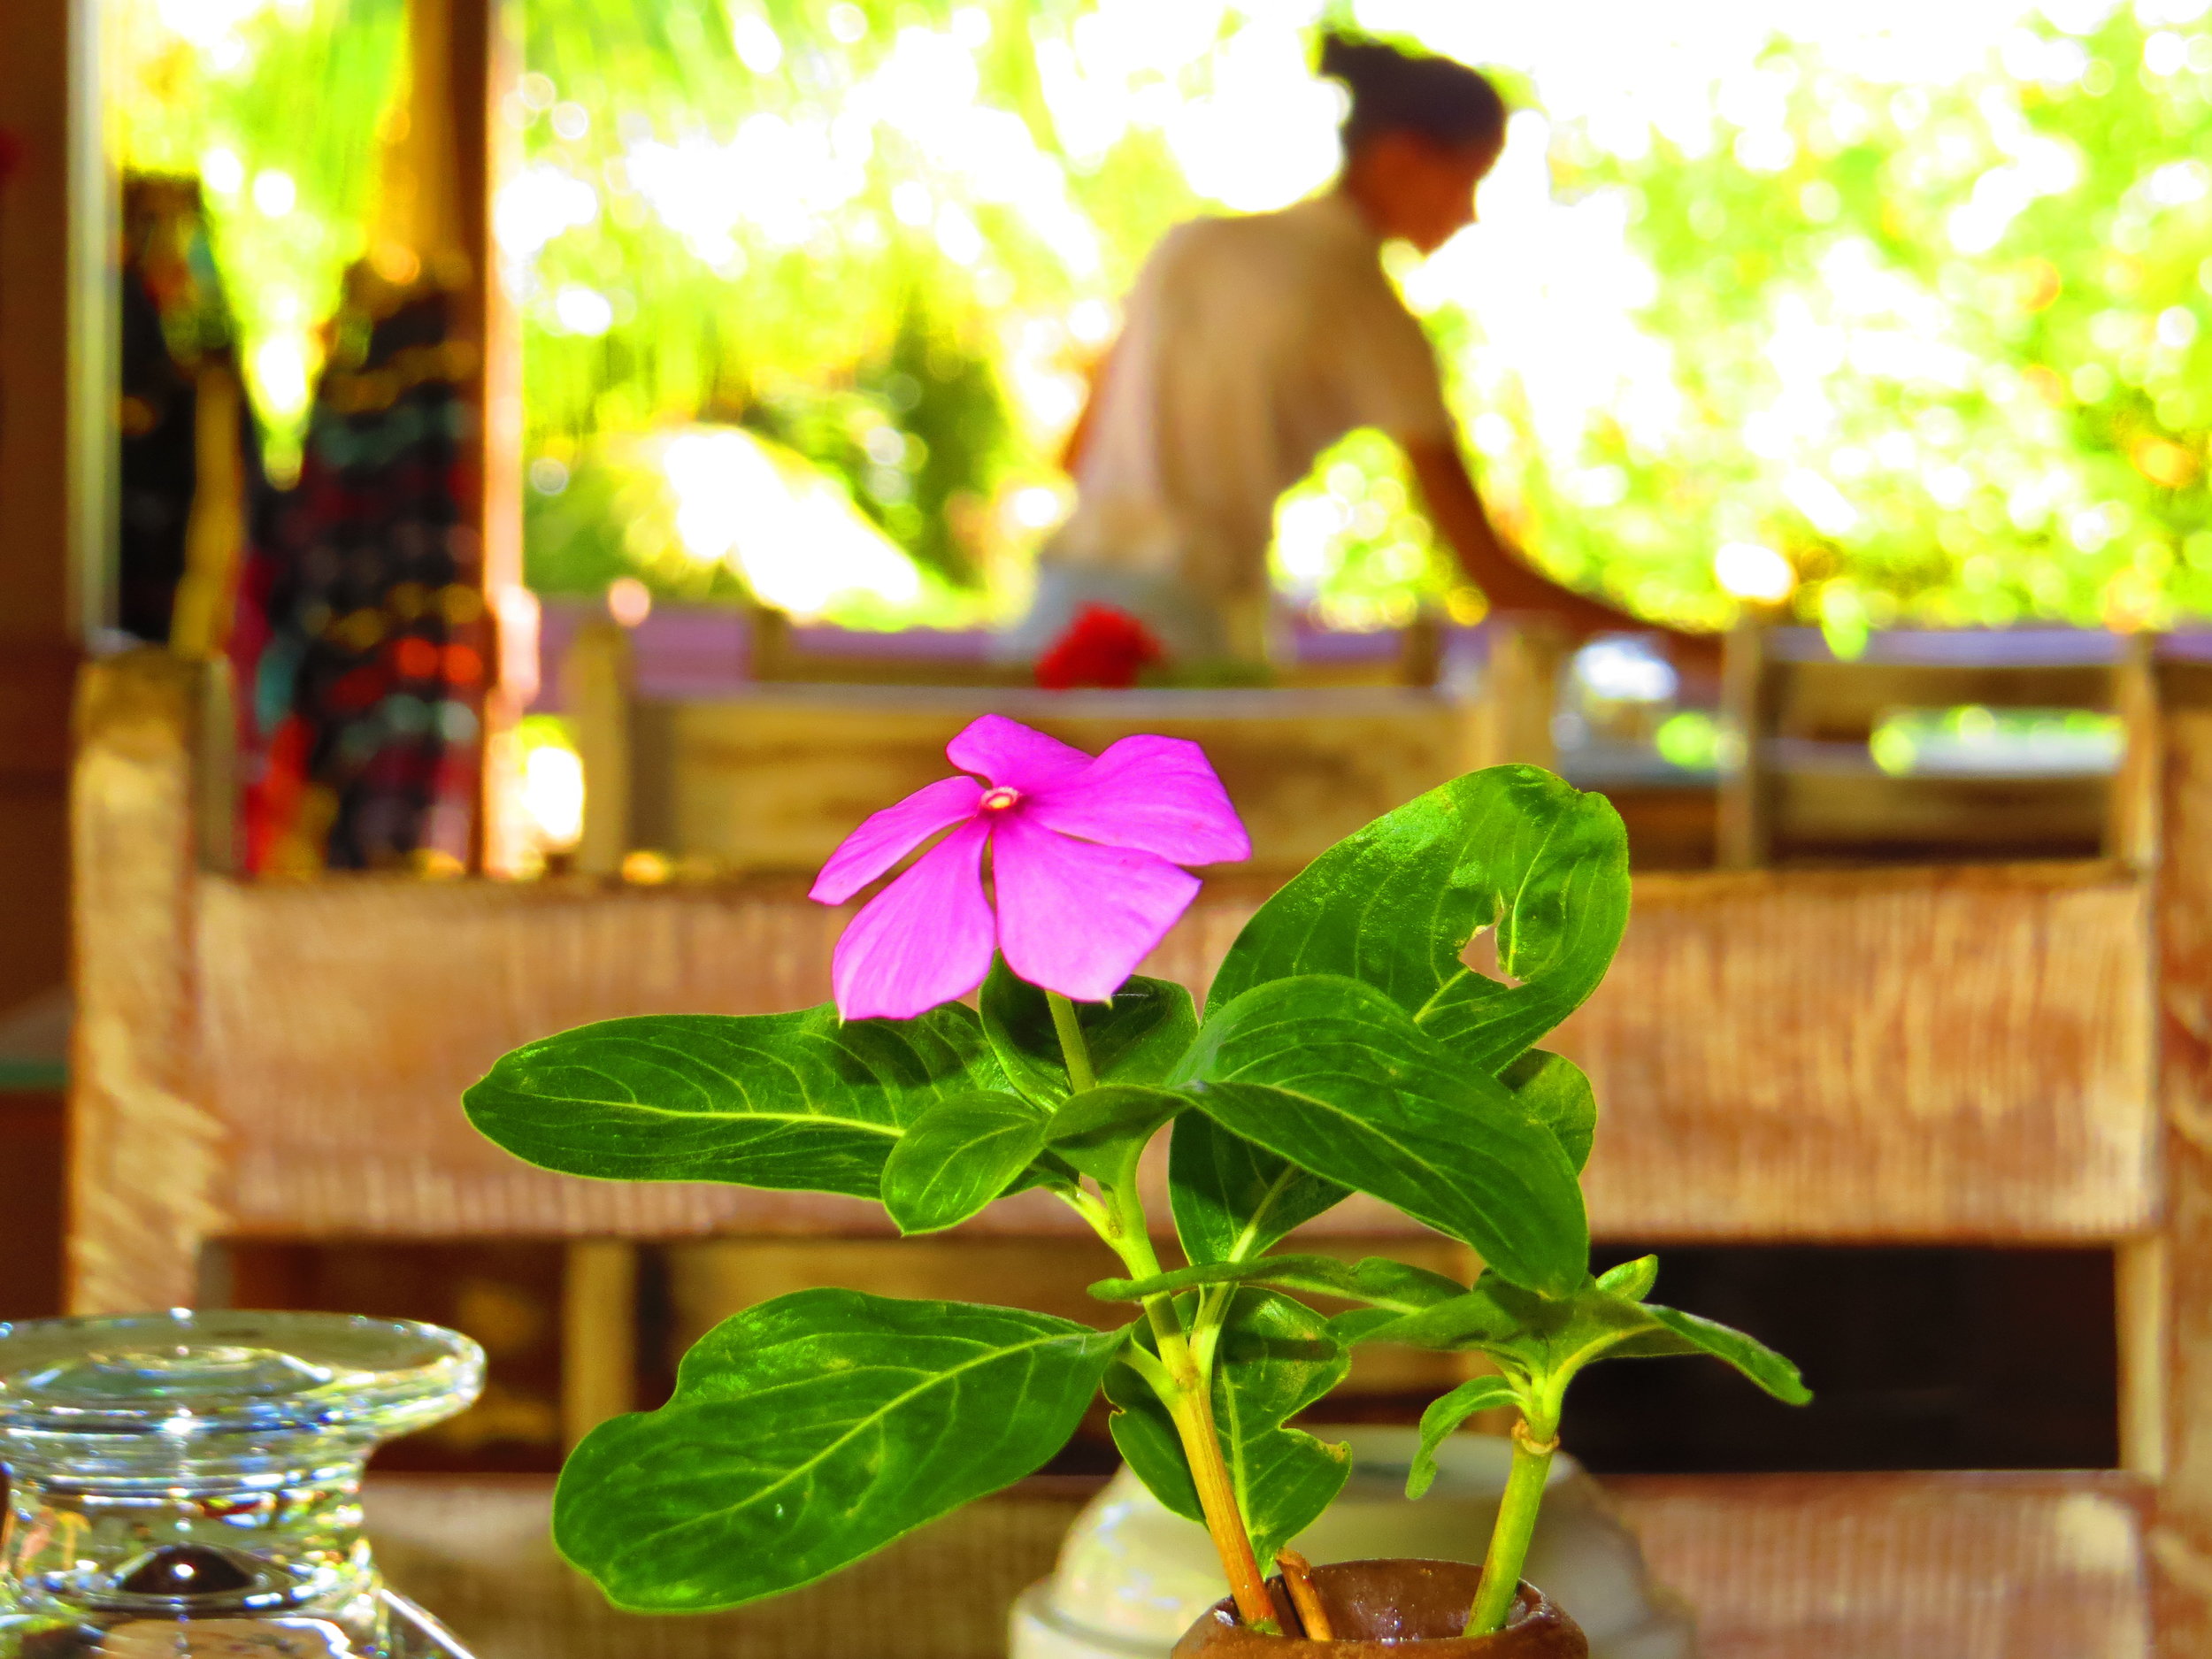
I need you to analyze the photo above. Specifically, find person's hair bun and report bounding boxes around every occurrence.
[1317,31,1402,90]
[1317,28,1506,156]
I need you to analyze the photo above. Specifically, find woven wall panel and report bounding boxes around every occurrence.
[203,877,877,1239]
[196,862,2153,1245]
[1609,1471,2150,1659]
[1565,864,2156,1241]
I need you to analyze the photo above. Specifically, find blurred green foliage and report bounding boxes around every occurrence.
[117,0,407,480]
[514,0,1149,608]
[1503,6,2212,639]
[123,1,2212,635]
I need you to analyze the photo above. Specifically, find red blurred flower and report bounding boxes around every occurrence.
[1035,603,1164,690]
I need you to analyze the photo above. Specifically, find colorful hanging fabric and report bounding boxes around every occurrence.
[232,264,486,873]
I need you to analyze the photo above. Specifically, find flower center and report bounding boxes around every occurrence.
[979,786,1021,812]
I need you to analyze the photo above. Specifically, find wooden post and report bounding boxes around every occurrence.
[469,0,533,877]
[2118,1234,2169,1480]
[0,0,96,1018]
[1466,618,1568,770]
[2152,657,2212,1655]
[69,650,226,1314]
[1716,623,1771,869]
[2109,631,2161,872]
[750,605,795,683]
[1397,611,1442,689]
[565,618,634,876]
[561,1240,639,1447]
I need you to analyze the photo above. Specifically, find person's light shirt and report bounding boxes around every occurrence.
[1045,191,1455,646]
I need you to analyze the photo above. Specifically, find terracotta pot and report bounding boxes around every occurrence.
[1171,1559,1586,1657]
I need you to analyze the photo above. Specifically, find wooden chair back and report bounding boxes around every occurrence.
[564,618,1567,878]
[1718,625,2157,866]
[68,643,2212,1655]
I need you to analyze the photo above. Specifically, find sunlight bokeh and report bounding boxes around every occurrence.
[118,0,2212,634]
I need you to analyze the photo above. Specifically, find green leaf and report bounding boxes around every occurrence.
[1596,1255,1659,1301]
[464,1004,1002,1198]
[981,959,1199,1108]
[1168,1113,1348,1266]
[879,1092,1048,1235]
[553,1290,1120,1611]
[1100,1356,1202,1525]
[1408,1375,1520,1500]
[1367,1274,1667,1379]
[1363,1272,1812,1407]
[1499,1049,1597,1173]
[1103,1291,1351,1560]
[1615,1305,1814,1406]
[1089,1254,1464,1314]
[1357,1278,1528,1356]
[1326,1308,1404,1347]
[1042,1084,1190,1185]
[1205,767,1630,1074]
[1175,976,1589,1296]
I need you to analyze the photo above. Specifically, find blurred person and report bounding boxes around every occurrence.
[1017,32,1696,668]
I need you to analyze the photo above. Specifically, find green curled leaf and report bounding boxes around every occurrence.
[981,960,1199,1108]
[1043,1084,1190,1185]
[554,1290,1120,1611]
[1362,1270,1812,1409]
[1168,1113,1348,1266]
[1175,975,1589,1296]
[1326,1307,1404,1348]
[1206,766,1630,1073]
[880,1092,1048,1235]
[1616,1305,1814,1406]
[1103,1290,1350,1560]
[1409,1374,1521,1500]
[1499,1049,1598,1173]
[1596,1255,1660,1302]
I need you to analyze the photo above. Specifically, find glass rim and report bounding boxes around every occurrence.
[0,1308,484,1441]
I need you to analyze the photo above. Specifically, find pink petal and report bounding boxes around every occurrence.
[992,814,1201,1002]
[810,774,984,904]
[831,819,996,1021]
[947,714,1093,792]
[1025,734,1251,866]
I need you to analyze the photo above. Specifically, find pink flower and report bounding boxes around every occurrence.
[809,714,1251,1020]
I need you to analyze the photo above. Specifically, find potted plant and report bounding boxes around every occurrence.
[465,716,1807,1652]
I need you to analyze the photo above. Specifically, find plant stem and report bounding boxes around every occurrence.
[1467,1406,1560,1636]
[1099,1185,1276,1628]
[1164,1355,1276,1626]
[1045,989,1098,1092]
[1041,986,1271,1627]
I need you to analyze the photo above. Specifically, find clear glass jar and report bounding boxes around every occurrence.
[0,1310,485,1658]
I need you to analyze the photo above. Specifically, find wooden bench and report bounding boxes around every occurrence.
[561,616,1562,876]
[1719,625,2155,866]
[71,645,2212,1655]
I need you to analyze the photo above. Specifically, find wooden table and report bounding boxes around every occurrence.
[367,1469,2150,1658]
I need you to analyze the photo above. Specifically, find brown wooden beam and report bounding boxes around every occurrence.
[2152,658,2212,1655]
[0,0,93,1014]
